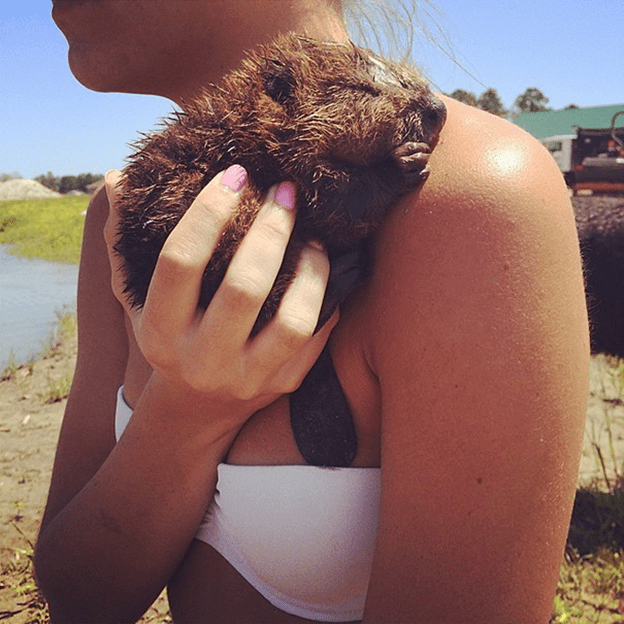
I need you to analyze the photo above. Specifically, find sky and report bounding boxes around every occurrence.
[1,0,622,181]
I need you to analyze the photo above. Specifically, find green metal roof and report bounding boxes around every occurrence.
[513,104,624,139]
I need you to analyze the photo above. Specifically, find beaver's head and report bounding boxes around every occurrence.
[201,33,446,233]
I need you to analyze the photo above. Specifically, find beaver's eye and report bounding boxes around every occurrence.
[263,62,296,104]
[344,82,381,97]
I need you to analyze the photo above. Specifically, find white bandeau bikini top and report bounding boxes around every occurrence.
[115,386,381,622]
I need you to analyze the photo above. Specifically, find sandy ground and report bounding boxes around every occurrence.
[0,333,77,621]
[0,335,622,620]
[580,353,624,487]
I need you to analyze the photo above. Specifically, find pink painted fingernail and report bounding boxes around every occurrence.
[219,164,247,192]
[275,181,296,210]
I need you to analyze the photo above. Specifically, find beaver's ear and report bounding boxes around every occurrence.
[263,60,297,105]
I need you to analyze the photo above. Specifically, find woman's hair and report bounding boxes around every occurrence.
[343,0,446,62]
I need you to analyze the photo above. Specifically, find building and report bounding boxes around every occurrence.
[514,104,624,139]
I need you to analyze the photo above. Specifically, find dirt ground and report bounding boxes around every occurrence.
[0,334,77,621]
[580,353,624,488]
[0,333,172,623]
[0,334,623,621]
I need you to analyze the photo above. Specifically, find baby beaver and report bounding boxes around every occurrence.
[114,32,446,332]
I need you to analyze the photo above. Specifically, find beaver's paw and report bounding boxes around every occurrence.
[392,142,431,188]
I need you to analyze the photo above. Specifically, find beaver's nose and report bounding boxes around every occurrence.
[423,96,447,144]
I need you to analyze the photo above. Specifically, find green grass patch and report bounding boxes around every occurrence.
[39,306,78,360]
[40,372,73,404]
[552,482,624,621]
[0,526,49,623]
[0,195,89,264]
[550,353,624,622]
[552,548,624,622]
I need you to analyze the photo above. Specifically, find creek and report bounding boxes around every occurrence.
[0,245,78,369]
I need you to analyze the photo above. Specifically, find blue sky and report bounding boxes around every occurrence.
[1,0,622,180]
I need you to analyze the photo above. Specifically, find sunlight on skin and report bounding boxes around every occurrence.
[484,143,529,177]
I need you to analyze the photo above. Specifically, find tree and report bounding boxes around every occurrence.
[564,103,580,110]
[448,89,478,107]
[34,172,103,194]
[35,172,60,192]
[59,176,80,194]
[448,88,507,117]
[477,88,507,117]
[514,88,551,113]
[77,173,104,192]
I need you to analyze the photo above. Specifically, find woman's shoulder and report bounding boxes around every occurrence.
[423,95,569,215]
[374,94,577,275]
[351,100,589,623]
[359,94,586,367]
[86,182,110,226]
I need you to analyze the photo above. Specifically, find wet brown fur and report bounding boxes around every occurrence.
[114,33,446,331]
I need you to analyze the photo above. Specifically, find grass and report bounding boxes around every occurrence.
[552,485,624,622]
[0,526,49,623]
[40,306,77,360]
[0,195,88,265]
[39,373,73,404]
[552,549,624,623]
[38,306,77,404]
[0,352,22,382]
[551,354,624,623]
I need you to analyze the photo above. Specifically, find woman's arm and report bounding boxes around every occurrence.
[38,183,127,532]
[363,100,589,623]
[35,168,336,623]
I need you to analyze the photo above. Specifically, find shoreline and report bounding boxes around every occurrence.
[0,194,84,372]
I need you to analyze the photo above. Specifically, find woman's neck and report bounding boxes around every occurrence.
[168,2,350,107]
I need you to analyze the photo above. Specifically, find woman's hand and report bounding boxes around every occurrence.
[104,165,338,420]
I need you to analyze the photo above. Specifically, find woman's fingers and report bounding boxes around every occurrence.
[142,165,249,337]
[249,241,331,360]
[105,163,338,401]
[201,181,297,347]
[272,307,340,393]
[232,242,334,396]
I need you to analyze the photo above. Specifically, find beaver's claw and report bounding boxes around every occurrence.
[393,142,431,188]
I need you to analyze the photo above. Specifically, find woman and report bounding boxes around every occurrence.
[35,1,590,622]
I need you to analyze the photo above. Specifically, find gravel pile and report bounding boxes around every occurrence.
[573,195,624,225]
[573,195,624,237]
[0,179,61,201]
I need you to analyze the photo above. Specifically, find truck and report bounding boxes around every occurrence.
[540,110,624,193]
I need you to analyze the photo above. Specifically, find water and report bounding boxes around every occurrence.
[0,245,79,369]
